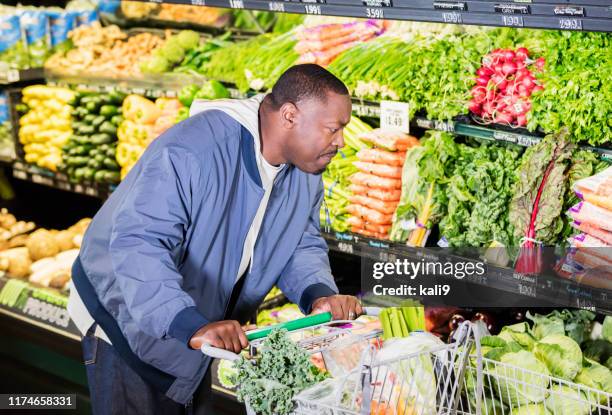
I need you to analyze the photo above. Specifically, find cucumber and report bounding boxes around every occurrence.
[74,167,87,181]
[111,115,124,126]
[103,158,120,171]
[87,158,98,169]
[67,156,89,167]
[108,90,127,105]
[78,124,96,135]
[91,115,105,128]
[84,114,96,123]
[90,133,114,145]
[104,171,120,183]
[100,105,119,117]
[105,147,116,158]
[94,153,106,164]
[83,167,95,181]
[94,170,106,183]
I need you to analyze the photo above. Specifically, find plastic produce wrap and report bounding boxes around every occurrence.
[0,14,28,70]
[46,10,77,48]
[19,10,50,67]
[0,92,15,160]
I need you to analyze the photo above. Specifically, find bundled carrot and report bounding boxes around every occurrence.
[347,204,393,225]
[347,217,391,235]
[349,195,398,215]
[295,20,384,67]
[349,226,388,240]
[349,185,401,201]
[353,161,402,179]
[357,148,406,166]
[350,173,401,190]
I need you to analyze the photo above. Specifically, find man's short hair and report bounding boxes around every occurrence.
[269,64,349,110]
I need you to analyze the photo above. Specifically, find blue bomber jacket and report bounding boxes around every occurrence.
[71,105,337,404]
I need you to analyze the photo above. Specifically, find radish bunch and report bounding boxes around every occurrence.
[468,47,544,127]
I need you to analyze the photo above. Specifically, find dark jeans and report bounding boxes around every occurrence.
[82,327,212,415]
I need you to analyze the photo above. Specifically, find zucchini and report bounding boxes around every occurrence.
[94,170,107,183]
[104,171,121,183]
[78,124,96,135]
[99,121,117,136]
[100,105,119,117]
[103,158,120,171]
[108,90,127,105]
[67,156,89,167]
[83,167,95,181]
[91,115,105,128]
[90,133,114,145]
[85,101,100,113]
[111,115,124,126]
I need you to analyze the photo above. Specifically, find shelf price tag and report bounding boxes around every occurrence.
[7,70,19,83]
[12,169,27,180]
[191,0,206,5]
[365,8,384,19]
[442,12,462,24]
[304,4,321,14]
[380,100,410,133]
[337,242,354,255]
[31,174,54,187]
[559,18,582,30]
[229,0,244,9]
[501,15,524,27]
[269,2,285,12]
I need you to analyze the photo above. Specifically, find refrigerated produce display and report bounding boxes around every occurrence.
[0,1,611,414]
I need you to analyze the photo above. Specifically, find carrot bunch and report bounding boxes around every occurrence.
[295,20,384,67]
[347,129,418,240]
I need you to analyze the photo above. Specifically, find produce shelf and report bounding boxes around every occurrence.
[322,231,612,315]
[352,99,612,162]
[11,161,113,200]
[0,275,81,341]
[0,68,44,85]
[136,0,612,32]
[45,70,246,100]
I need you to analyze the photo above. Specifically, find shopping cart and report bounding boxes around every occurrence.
[200,308,384,414]
[292,320,477,415]
[459,328,612,415]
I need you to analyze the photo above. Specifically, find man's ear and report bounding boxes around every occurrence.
[279,102,297,129]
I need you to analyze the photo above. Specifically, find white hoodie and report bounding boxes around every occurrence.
[190,95,284,280]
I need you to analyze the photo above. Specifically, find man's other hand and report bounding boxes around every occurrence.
[311,295,362,320]
[189,320,248,353]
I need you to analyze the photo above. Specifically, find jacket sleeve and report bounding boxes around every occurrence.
[108,147,208,345]
[277,179,338,314]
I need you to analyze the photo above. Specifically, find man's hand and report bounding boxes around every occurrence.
[189,320,248,353]
[311,295,362,320]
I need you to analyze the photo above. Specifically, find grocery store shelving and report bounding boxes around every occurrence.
[135,0,612,32]
[0,68,44,85]
[11,161,114,199]
[322,231,612,315]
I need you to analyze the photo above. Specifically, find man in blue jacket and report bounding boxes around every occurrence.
[67,64,361,414]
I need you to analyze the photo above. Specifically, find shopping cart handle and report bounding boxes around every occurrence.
[362,307,382,316]
[200,343,242,361]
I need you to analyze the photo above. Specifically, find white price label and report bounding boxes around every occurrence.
[191,0,206,5]
[304,4,321,14]
[132,88,146,96]
[442,12,462,23]
[380,100,410,133]
[13,169,27,180]
[518,283,536,298]
[85,186,98,197]
[56,181,71,191]
[73,184,84,193]
[269,1,285,11]
[338,242,354,255]
[7,69,19,83]
[229,0,244,9]
[366,8,384,19]
[31,174,54,186]
[559,18,582,30]
[502,15,524,27]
